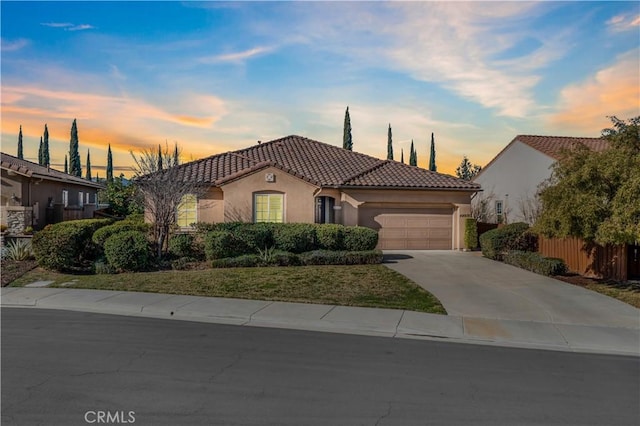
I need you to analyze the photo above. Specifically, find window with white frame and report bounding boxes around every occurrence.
[495,200,504,223]
[62,190,69,207]
[254,193,284,223]
[176,194,197,228]
[78,192,84,207]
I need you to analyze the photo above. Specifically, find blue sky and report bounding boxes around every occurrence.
[1,1,638,177]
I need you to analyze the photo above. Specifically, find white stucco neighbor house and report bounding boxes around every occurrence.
[472,135,609,224]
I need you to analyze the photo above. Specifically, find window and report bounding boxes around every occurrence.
[78,192,84,207]
[315,196,335,224]
[254,193,284,223]
[86,192,90,205]
[495,200,503,223]
[176,194,197,228]
[62,190,69,207]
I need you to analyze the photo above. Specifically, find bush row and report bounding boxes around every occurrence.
[502,251,567,276]
[210,250,383,268]
[201,223,378,260]
[479,222,537,260]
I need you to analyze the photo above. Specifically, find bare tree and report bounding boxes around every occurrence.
[131,143,206,257]
[518,180,549,225]
[471,191,495,223]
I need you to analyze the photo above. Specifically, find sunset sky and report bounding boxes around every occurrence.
[1,1,638,178]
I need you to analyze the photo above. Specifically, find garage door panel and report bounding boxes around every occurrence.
[375,213,452,250]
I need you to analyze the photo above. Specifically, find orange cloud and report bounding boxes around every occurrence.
[549,49,640,134]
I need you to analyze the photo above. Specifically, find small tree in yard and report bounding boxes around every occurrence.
[535,116,640,245]
[455,155,482,181]
[132,143,206,257]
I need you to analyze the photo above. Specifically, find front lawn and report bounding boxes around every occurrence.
[9,265,446,314]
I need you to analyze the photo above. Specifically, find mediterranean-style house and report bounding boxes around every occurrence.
[472,135,609,224]
[167,135,480,250]
[1,152,105,234]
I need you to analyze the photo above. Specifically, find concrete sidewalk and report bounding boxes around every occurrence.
[2,287,638,357]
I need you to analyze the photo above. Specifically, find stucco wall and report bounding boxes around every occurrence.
[474,141,554,224]
[220,167,319,223]
[197,187,224,224]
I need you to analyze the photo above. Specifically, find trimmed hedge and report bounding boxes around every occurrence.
[464,218,478,250]
[32,218,113,272]
[92,220,151,247]
[272,223,316,253]
[479,222,531,260]
[104,230,152,272]
[315,224,345,251]
[343,226,378,251]
[300,250,383,266]
[168,233,205,260]
[503,251,567,276]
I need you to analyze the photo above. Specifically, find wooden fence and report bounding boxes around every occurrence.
[538,236,627,281]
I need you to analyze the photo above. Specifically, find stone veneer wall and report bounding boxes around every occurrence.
[4,206,33,235]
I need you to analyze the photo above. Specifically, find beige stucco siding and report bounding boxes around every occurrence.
[220,167,319,223]
[197,187,224,224]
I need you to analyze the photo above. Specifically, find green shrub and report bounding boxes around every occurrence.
[104,230,152,272]
[464,218,478,250]
[94,259,116,275]
[233,223,274,251]
[315,224,345,251]
[92,221,151,247]
[300,250,383,265]
[272,223,317,253]
[169,233,197,258]
[204,230,245,260]
[343,226,378,251]
[479,222,531,260]
[503,251,567,276]
[3,238,34,261]
[211,254,261,268]
[32,219,113,272]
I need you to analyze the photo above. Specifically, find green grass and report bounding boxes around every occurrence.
[10,265,446,314]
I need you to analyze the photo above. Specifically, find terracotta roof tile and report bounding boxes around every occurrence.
[516,135,609,160]
[169,135,480,191]
[1,152,105,189]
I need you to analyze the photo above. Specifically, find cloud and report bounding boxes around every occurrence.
[549,49,640,133]
[1,38,29,52]
[199,46,274,64]
[41,22,95,31]
[607,14,640,32]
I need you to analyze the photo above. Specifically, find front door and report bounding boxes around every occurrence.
[628,245,640,280]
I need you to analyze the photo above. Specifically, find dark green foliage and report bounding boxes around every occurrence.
[211,254,261,268]
[503,251,567,276]
[455,156,482,181]
[38,137,43,165]
[99,175,144,217]
[106,144,114,182]
[387,124,393,160]
[17,125,23,159]
[315,224,345,251]
[343,106,353,151]
[409,140,417,166]
[64,155,68,174]
[91,220,151,247]
[43,124,50,167]
[479,222,531,260]
[168,233,203,259]
[464,218,478,250]
[94,259,116,274]
[204,230,247,260]
[69,119,81,177]
[272,223,316,253]
[85,149,92,181]
[429,132,437,172]
[343,226,378,251]
[300,250,383,266]
[104,230,152,272]
[32,219,113,272]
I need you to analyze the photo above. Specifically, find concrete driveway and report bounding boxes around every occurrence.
[384,250,640,329]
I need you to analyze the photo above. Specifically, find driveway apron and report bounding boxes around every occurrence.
[383,250,640,329]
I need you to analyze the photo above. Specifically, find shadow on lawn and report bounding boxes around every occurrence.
[382,254,414,264]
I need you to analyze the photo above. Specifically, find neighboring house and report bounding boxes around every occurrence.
[165,135,480,250]
[472,135,609,224]
[1,152,105,234]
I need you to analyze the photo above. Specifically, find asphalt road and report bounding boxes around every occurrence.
[2,308,639,426]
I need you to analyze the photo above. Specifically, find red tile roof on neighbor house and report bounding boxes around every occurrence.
[516,135,609,160]
[171,135,480,191]
[1,152,104,189]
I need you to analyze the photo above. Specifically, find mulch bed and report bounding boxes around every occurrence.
[554,274,640,292]
[1,260,38,287]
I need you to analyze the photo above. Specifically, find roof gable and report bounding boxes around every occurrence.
[170,135,479,191]
[1,152,105,189]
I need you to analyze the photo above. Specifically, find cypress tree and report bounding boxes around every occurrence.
[17,125,24,159]
[400,149,404,164]
[386,124,393,160]
[106,144,114,182]
[157,144,163,171]
[64,155,68,173]
[69,119,82,177]
[173,143,179,167]
[429,132,437,172]
[38,137,44,165]
[409,140,417,166]
[343,106,353,151]
[43,124,50,166]
[86,149,92,181]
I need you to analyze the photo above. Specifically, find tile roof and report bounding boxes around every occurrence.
[516,135,609,160]
[171,135,479,191]
[1,152,105,189]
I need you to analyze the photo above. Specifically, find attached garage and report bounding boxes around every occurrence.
[375,213,453,250]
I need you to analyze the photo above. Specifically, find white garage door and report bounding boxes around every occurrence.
[375,213,452,250]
